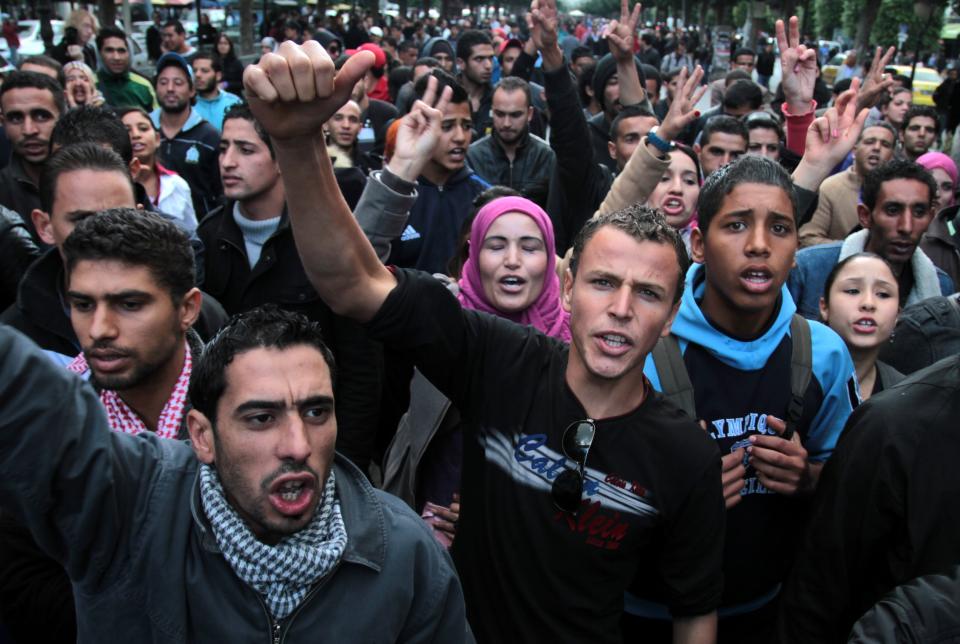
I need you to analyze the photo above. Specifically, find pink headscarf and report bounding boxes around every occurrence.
[458,196,571,342]
[917,151,959,186]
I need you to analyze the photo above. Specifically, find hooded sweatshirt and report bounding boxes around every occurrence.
[639,263,857,609]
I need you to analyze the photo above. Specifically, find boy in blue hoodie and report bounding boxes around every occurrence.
[628,155,859,642]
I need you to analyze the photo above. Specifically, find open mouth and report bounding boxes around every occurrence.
[852,317,878,333]
[661,197,685,216]
[740,267,774,293]
[499,275,527,292]
[268,474,317,516]
[596,332,633,355]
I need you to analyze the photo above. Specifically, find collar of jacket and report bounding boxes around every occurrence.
[416,165,476,188]
[97,67,131,83]
[588,110,610,137]
[149,105,205,134]
[492,129,532,156]
[190,453,387,572]
[16,248,77,349]
[925,204,959,247]
[5,154,38,189]
[206,199,290,251]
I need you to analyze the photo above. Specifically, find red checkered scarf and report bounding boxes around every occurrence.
[66,342,192,439]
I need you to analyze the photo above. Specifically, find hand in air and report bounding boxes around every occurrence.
[243,40,375,142]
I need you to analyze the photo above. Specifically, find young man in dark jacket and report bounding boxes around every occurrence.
[779,354,960,643]
[386,69,489,274]
[198,103,382,471]
[466,76,555,208]
[0,306,470,642]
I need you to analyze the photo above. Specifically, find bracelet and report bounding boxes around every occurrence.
[647,126,676,153]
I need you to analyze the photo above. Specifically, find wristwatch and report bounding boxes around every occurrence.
[647,126,676,154]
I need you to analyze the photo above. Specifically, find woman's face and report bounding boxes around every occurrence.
[931,167,956,209]
[78,17,95,44]
[121,110,159,163]
[883,92,912,127]
[819,256,899,354]
[217,36,231,56]
[65,69,93,106]
[261,42,274,56]
[646,150,699,229]
[478,212,549,314]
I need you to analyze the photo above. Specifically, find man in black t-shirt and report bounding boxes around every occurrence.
[243,33,724,644]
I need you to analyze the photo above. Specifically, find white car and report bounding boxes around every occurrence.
[0,20,64,58]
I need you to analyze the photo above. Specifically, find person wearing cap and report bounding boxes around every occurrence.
[369,25,383,44]
[499,37,523,77]
[587,53,648,172]
[358,43,390,102]
[95,25,157,112]
[150,52,222,218]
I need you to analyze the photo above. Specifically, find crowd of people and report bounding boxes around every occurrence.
[0,1,959,643]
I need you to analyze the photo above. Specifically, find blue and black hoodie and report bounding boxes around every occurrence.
[641,263,858,612]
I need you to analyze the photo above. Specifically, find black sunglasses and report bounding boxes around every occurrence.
[551,419,596,514]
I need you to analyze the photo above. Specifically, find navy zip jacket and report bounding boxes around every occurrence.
[389,166,489,275]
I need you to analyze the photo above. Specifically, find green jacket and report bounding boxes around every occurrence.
[96,68,157,112]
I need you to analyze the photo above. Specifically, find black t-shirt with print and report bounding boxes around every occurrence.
[365,269,725,643]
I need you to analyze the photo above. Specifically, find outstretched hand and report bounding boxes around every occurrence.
[856,46,896,112]
[603,0,642,62]
[776,16,818,114]
[529,0,560,55]
[243,41,375,142]
[658,65,706,143]
[387,75,453,182]
[802,78,869,171]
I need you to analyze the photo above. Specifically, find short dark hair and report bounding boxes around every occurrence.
[640,33,656,47]
[732,47,756,61]
[901,105,940,135]
[456,29,492,61]
[494,76,531,107]
[51,105,133,164]
[414,68,468,104]
[163,19,186,35]
[63,207,195,302]
[399,39,419,53]
[878,86,911,109]
[701,115,749,148]
[861,158,936,211]
[664,68,684,83]
[96,25,127,52]
[857,121,898,143]
[0,70,66,115]
[723,69,753,86]
[222,103,273,158]
[723,79,762,111]
[890,73,912,90]
[39,143,134,213]
[822,252,896,307]
[414,56,441,69]
[192,52,222,73]
[610,103,656,140]
[20,55,65,87]
[571,46,594,62]
[190,305,337,423]
[697,155,798,236]
[832,77,853,96]
[743,111,784,141]
[570,204,689,304]
[641,64,661,94]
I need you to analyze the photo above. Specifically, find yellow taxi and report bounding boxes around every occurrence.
[883,64,942,106]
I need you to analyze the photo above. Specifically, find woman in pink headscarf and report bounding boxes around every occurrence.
[457,195,570,341]
[917,152,960,287]
[382,193,569,548]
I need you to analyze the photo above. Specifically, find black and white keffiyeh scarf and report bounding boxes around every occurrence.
[200,464,348,620]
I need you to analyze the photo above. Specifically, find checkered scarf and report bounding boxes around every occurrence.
[199,464,347,620]
[66,340,192,439]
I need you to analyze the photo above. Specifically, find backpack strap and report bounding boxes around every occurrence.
[651,335,697,418]
[785,314,813,440]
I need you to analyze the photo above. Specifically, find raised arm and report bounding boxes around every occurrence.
[792,80,868,194]
[354,80,452,262]
[245,43,402,321]
[595,65,705,217]
[603,0,645,107]
[776,16,819,156]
